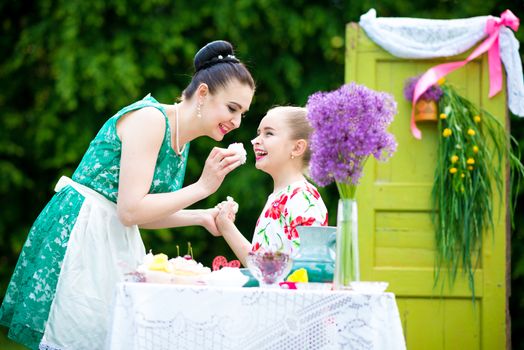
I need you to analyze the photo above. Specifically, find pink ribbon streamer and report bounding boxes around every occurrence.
[410,10,520,139]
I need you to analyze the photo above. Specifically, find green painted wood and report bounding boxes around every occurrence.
[346,22,508,349]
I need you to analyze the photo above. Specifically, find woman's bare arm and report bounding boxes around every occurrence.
[116,107,241,226]
[140,208,221,237]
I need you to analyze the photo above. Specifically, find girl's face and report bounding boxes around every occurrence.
[200,80,254,141]
[251,110,296,175]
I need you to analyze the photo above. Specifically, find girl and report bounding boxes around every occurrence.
[0,40,255,350]
[216,106,328,266]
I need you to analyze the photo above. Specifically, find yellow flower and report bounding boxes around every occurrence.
[468,165,474,171]
[461,173,465,178]
[473,115,481,123]
[451,155,459,163]
[467,128,476,136]
[449,167,458,174]
[472,145,479,153]
[467,158,475,165]
[442,128,452,137]
[437,77,446,85]
[440,113,447,119]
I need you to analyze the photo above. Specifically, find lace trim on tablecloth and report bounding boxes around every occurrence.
[118,285,403,350]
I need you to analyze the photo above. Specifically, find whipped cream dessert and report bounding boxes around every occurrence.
[137,252,211,284]
[137,252,248,287]
[169,256,211,276]
[206,266,249,287]
[228,142,247,165]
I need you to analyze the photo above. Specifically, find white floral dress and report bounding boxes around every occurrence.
[251,180,328,256]
[0,94,189,350]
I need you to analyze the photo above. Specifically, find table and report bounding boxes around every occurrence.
[107,282,406,350]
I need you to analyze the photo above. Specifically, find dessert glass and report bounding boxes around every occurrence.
[245,250,293,288]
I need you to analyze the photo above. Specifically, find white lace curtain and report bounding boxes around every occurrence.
[359,9,524,117]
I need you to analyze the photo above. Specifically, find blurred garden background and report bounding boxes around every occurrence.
[1,0,523,348]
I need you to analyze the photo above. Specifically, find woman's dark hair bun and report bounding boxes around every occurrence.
[182,39,254,98]
[194,40,240,72]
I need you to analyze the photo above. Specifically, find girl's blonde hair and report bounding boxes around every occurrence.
[268,106,313,167]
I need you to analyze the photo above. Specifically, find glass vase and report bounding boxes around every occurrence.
[334,198,360,289]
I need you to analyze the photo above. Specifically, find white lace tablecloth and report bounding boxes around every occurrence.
[107,282,406,350]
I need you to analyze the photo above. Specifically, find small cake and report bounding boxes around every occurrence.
[228,142,247,165]
[170,256,212,276]
[137,252,211,285]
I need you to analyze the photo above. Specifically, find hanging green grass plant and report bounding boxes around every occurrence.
[432,84,524,296]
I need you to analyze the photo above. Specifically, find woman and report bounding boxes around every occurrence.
[0,40,255,350]
[216,106,328,266]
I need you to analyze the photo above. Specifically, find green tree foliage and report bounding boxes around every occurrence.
[0,0,347,286]
[1,0,523,347]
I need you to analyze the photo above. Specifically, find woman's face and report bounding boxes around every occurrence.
[200,80,254,141]
[251,110,295,175]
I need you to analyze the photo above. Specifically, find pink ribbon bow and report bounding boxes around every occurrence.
[410,9,520,139]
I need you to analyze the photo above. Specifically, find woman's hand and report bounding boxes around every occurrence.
[196,147,243,195]
[200,208,221,237]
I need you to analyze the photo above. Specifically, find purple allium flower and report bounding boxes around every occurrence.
[403,75,443,102]
[306,83,398,194]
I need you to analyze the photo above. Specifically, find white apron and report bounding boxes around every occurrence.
[39,176,146,350]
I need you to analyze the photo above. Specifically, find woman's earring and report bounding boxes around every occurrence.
[290,154,295,160]
[197,103,203,118]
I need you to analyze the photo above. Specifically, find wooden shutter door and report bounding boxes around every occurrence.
[346,23,508,350]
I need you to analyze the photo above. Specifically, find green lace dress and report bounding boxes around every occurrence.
[0,94,189,350]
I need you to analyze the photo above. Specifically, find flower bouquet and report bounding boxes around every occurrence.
[429,82,524,295]
[306,82,398,288]
[404,74,524,296]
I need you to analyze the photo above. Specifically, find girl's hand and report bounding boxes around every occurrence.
[215,196,239,213]
[196,147,243,195]
[216,202,237,231]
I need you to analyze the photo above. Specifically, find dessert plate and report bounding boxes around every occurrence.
[144,270,208,285]
[349,281,389,293]
[206,267,249,287]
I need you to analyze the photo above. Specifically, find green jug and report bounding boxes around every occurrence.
[292,226,336,283]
